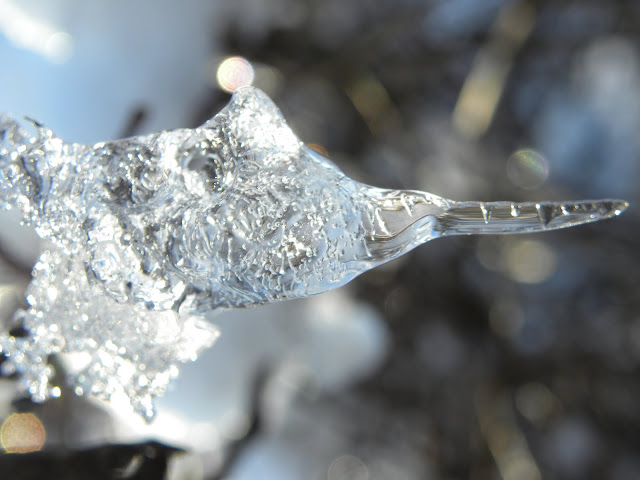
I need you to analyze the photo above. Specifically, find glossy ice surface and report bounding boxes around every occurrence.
[0,87,628,419]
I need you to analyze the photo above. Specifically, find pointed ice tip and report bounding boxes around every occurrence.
[613,200,629,216]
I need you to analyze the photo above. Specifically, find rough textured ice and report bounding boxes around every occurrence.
[0,87,628,419]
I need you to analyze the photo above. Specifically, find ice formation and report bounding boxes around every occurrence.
[0,87,628,419]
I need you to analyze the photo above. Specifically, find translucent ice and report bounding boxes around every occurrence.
[0,87,628,419]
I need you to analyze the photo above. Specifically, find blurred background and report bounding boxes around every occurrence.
[0,0,638,478]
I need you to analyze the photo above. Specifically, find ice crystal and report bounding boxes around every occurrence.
[0,87,628,419]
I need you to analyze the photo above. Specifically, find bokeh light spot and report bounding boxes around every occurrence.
[0,1,74,64]
[328,454,369,480]
[507,149,549,190]
[1,413,46,453]
[515,383,558,424]
[216,56,254,93]
[503,239,556,284]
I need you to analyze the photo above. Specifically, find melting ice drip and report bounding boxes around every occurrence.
[0,87,628,419]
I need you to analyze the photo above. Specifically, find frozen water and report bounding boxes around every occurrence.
[0,87,628,418]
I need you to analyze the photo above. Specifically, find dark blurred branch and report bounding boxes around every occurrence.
[210,367,270,480]
[0,441,182,480]
[119,107,149,138]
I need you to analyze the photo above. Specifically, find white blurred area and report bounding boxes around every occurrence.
[108,290,389,478]
[0,0,220,142]
[0,1,391,477]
